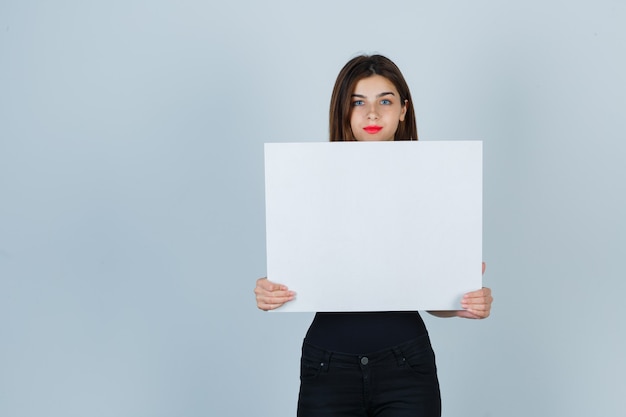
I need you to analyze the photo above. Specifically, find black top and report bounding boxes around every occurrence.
[304,311,428,354]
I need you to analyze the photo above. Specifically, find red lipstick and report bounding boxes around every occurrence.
[363,126,382,134]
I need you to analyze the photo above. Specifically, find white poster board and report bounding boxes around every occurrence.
[264,141,482,312]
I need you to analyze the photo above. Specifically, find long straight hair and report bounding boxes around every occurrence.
[329,55,418,141]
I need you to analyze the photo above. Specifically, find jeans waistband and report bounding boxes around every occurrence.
[302,333,432,368]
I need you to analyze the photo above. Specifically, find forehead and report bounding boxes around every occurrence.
[352,75,398,95]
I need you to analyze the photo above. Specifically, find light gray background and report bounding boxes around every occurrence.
[1,1,624,416]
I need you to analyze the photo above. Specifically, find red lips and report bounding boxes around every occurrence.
[363,126,383,134]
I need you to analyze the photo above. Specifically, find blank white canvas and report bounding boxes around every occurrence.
[265,141,482,312]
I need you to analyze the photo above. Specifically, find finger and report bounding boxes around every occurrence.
[459,303,491,318]
[459,288,493,318]
[258,292,295,304]
[468,305,491,317]
[256,277,274,291]
[463,287,491,299]
[256,291,295,307]
[257,295,293,311]
[463,300,492,315]
[461,295,492,310]
[260,300,292,311]
[456,307,489,319]
[254,286,295,299]
[456,310,482,319]
[461,295,493,310]
[264,281,284,292]
[482,262,486,275]
[463,305,491,314]
[257,277,288,292]
[259,302,281,311]
[464,310,489,319]
[462,296,489,308]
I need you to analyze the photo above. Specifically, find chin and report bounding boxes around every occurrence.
[356,135,395,142]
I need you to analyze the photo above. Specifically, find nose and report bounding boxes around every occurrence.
[367,104,379,120]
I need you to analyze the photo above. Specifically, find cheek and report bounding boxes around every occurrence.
[350,107,365,118]
[387,111,402,127]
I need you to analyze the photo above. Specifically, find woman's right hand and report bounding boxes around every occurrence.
[254,277,295,311]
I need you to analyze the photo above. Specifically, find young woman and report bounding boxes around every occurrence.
[254,54,493,417]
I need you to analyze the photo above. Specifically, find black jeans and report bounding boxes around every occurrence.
[297,334,441,417]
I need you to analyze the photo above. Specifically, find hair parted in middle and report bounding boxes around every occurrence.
[329,54,418,142]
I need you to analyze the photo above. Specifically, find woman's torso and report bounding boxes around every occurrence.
[304,311,427,354]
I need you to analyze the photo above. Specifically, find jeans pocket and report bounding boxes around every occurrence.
[300,344,326,381]
[300,357,323,380]
[400,338,438,377]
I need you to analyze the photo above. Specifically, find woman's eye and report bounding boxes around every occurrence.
[380,99,392,105]
[352,100,364,106]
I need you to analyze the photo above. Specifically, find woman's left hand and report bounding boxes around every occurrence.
[457,262,493,319]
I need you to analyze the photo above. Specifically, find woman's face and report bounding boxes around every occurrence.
[349,75,407,141]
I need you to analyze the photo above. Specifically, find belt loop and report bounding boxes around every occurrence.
[392,347,406,367]
[321,350,332,373]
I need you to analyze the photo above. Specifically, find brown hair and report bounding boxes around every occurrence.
[329,54,417,141]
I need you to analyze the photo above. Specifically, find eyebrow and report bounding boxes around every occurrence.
[351,91,396,99]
